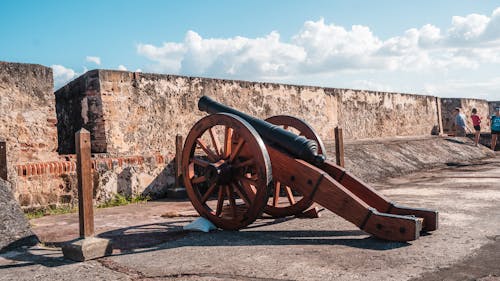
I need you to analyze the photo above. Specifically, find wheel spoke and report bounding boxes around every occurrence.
[224,127,233,158]
[196,138,218,161]
[215,186,225,217]
[192,175,206,184]
[226,185,237,218]
[229,138,245,162]
[208,128,221,157]
[232,182,251,206]
[285,185,296,205]
[237,181,256,201]
[191,157,210,168]
[201,182,217,203]
[273,181,281,207]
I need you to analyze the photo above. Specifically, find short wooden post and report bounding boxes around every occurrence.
[175,135,183,188]
[0,140,7,181]
[334,127,345,167]
[76,129,94,238]
[436,97,444,135]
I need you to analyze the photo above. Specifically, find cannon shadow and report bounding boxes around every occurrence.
[96,218,410,257]
[0,218,410,269]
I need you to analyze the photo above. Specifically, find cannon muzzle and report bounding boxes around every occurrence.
[198,96,325,165]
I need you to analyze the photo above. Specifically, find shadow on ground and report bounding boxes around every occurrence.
[96,220,409,256]
[1,217,410,269]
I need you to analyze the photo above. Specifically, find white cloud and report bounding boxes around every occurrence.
[85,56,101,65]
[51,64,77,89]
[136,7,500,100]
[117,65,127,71]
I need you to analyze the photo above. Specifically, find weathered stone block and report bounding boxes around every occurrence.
[0,178,38,252]
[61,237,112,262]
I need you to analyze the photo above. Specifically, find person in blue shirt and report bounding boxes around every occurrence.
[454,107,467,137]
[489,106,500,150]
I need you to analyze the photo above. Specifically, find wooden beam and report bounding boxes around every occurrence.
[334,127,345,167]
[0,140,7,181]
[175,134,183,188]
[75,129,94,238]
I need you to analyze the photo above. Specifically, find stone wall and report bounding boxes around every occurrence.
[55,70,442,157]
[55,70,105,154]
[13,153,173,210]
[336,89,438,139]
[3,64,493,210]
[0,62,59,175]
[440,98,490,134]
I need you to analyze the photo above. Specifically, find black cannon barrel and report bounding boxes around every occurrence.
[198,96,325,166]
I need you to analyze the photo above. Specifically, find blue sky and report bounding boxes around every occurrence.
[1,1,500,100]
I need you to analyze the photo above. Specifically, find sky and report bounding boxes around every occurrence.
[1,0,500,100]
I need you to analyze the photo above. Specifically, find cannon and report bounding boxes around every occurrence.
[182,96,438,241]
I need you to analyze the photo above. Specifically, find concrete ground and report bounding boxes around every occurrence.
[1,154,499,281]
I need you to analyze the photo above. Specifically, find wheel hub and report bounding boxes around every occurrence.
[204,160,235,185]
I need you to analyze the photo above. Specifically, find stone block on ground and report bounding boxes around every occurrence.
[61,237,112,262]
[0,178,38,252]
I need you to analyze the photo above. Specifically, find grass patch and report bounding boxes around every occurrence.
[24,194,151,220]
[25,194,150,220]
[97,193,150,209]
[25,205,78,220]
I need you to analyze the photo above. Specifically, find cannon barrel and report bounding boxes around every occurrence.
[198,96,325,165]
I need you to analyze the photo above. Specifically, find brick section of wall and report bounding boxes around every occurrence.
[14,154,172,178]
[441,98,490,134]
[13,153,174,209]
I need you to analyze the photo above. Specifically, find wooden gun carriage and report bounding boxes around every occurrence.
[181,96,438,241]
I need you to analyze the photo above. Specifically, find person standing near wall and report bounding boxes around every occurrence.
[471,108,481,146]
[454,107,467,137]
[489,107,500,150]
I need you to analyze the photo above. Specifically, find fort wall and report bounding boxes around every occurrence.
[1,61,495,209]
[55,70,441,156]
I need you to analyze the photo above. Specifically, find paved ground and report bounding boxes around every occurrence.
[0,153,499,281]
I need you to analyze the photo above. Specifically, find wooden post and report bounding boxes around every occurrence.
[436,97,444,135]
[175,134,183,188]
[76,129,94,238]
[334,127,345,167]
[0,140,7,181]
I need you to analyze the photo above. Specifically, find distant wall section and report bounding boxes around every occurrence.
[440,98,490,134]
[336,89,438,139]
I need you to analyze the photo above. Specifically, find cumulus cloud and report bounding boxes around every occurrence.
[51,64,77,89]
[85,56,101,65]
[117,64,127,71]
[137,7,500,100]
[138,30,305,78]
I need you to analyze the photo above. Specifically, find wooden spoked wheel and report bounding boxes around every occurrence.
[263,115,327,217]
[182,113,272,230]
